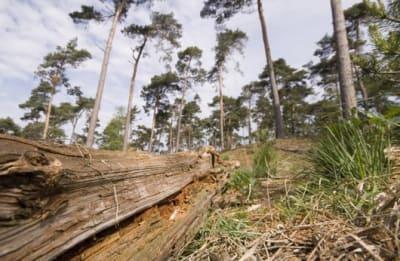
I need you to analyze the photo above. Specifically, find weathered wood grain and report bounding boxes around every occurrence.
[0,135,213,260]
[66,172,229,261]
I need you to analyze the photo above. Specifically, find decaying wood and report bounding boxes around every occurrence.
[0,134,215,260]
[68,171,229,261]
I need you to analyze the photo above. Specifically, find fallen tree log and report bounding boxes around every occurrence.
[64,171,229,261]
[0,135,213,260]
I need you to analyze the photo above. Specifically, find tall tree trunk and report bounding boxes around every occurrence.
[70,117,78,144]
[188,127,192,150]
[42,88,55,140]
[290,106,295,136]
[355,19,369,110]
[257,0,284,138]
[227,118,232,149]
[157,130,162,152]
[123,39,147,152]
[248,97,252,144]
[352,63,368,110]
[218,67,224,151]
[148,105,158,152]
[169,116,174,153]
[335,79,343,116]
[86,5,123,148]
[331,0,357,119]
[176,79,188,152]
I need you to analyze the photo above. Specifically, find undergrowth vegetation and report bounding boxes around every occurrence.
[179,210,261,258]
[228,142,277,200]
[279,116,397,222]
[253,142,277,177]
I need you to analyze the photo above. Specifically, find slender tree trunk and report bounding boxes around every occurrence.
[257,0,284,138]
[86,5,123,148]
[123,40,147,152]
[169,116,174,153]
[248,97,252,144]
[352,63,369,110]
[335,79,343,116]
[148,104,158,152]
[70,118,78,144]
[218,66,224,151]
[42,88,55,140]
[188,127,192,150]
[157,130,162,152]
[331,0,357,119]
[290,106,295,136]
[176,79,188,152]
[227,118,232,149]
[355,19,369,110]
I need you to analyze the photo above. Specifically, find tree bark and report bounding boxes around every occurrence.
[123,39,147,152]
[257,0,284,138]
[248,96,252,144]
[218,66,225,151]
[169,116,174,153]
[70,117,78,144]
[42,87,55,140]
[0,134,214,260]
[176,81,188,152]
[355,19,369,110]
[148,104,158,152]
[176,59,192,152]
[86,5,123,148]
[331,0,357,119]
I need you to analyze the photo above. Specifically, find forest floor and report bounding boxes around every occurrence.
[177,139,400,260]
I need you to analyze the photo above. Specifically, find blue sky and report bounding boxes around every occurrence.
[0,0,361,136]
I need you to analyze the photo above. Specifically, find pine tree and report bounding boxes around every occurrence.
[70,0,156,147]
[141,72,179,152]
[209,96,247,149]
[21,39,90,139]
[345,2,371,109]
[308,35,342,130]
[132,125,152,151]
[0,117,21,136]
[268,59,313,136]
[122,12,182,151]
[181,96,202,150]
[175,47,205,151]
[100,106,139,150]
[201,0,285,138]
[210,29,247,150]
[239,81,264,144]
[330,0,357,118]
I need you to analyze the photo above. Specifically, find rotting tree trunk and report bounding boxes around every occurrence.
[86,5,123,148]
[218,66,225,151]
[331,0,357,119]
[68,171,229,261]
[123,39,147,152]
[42,88,55,140]
[257,0,284,139]
[0,134,214,260]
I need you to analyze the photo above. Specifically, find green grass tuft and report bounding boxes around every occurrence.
[279,117,394,222]
[253,142,277,178]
